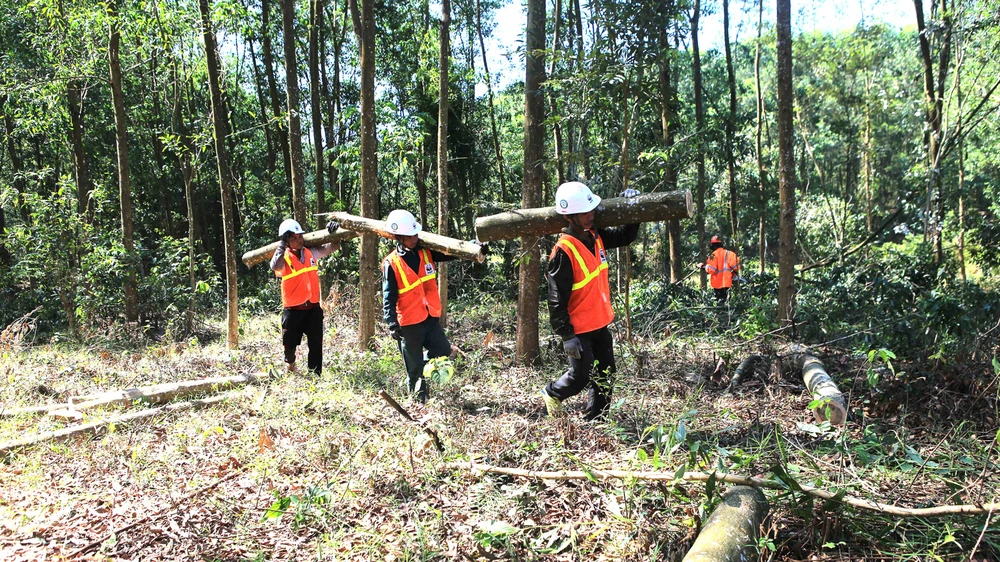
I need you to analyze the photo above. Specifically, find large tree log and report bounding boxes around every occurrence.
[324,211,486,263]
[2,372,266,418]
[0,394,232,455]
[474,190,694,242]
[781,345,847,425]
[682,486,770,562]
[241,228,359,268]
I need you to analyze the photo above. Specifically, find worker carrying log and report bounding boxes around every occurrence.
[382,210,484,402]
[270,218,341,376]
[699,235,741,306]
[541,182,640,421]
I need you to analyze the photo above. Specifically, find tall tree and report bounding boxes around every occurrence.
[261,0,293,184]
[516,0,546,365]
[754,0,767,274]
[775,0,797,328]
[66,82,92,222]
[199,0,239,349]
[309,0,326,214]
[548,0,565,185]
[476,0,506,202]
[690,0,707,288]
[108,0,139,323]
[659,2,682,283]
[723,0,739,241]
[350,0,380,348]
[437,0,451,326]
[281,0,309,226]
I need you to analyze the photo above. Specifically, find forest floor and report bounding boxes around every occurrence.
[0,292,997,561]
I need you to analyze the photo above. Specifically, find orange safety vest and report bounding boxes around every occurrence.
[385,249,442,326]
[704,247,740,289]
[275,247,321,307]
[550,232,614,334]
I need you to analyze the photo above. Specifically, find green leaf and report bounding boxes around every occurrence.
[582,467,599,483]
[476,520,518,536]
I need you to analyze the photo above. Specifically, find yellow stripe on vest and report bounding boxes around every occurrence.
[558,239,609,291]
[394,250,437,295]
[282,252,318,280]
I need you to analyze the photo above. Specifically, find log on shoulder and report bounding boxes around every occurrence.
[241,228,359,268]
[325,211,486,263]
[474,190,694,242]
[781,344,847,425]
[682,486,770,562]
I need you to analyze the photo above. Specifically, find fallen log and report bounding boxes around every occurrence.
[781,345,847,425]
[682,486,770,562]
[444,461,1000,517]
[323,212,486,263]
[726,354,769,393]
[240,228,359,268]
[2,372,267,418]
[0,394,233,456]
[474,190,694,242]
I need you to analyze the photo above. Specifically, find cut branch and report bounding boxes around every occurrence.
[241,228,359,268]
[474,190,694,242]
[324,211,485,263]
[444,461,1000,517]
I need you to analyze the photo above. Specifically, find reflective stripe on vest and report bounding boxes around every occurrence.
[387,249,441,326]
[553,233,614,334]
[558,237,611,291]
[394,249,437,295]
[278,247,321,307]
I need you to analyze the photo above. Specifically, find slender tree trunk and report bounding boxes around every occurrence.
[776,0,797,329]
[956,48,966,282]
[548,0,565,185]
[320,2,338,209]
[332,5,348,206]
[517,0,546,365]
[66,82,92,222]
[309,0,326,214]
[281,0,309,227]
[723,0,739,241]
[477,0,506,203]
[262,0,293,188]
[109,0,139,323]
[149,56,173,236]
[572,0,589,180]
[437,0,451,326]
[863,76,872,233]
[350,0,380,349]
[755,0,766,274]
[659,0,681,283]
[247,35,278,177]
[200,0,240,349]
[690,0,707,288]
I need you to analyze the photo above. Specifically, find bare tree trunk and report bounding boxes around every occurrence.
[309,0,326,214]
[863,76,873,233]
[109,0,139,323]
[437,0,451,326]
[723,0,739,241]
[200,0,240,349]
[517,0,546,365]
[572,0,590,180]
[690,0,707,288]
[350,0,380,349]
[659,0,681,283]
[754,0,766,274]
[261,0,293,185]
[149,56,173,236]
[281,0,309,227]
[775,0,797,329]
[66,82,92,222]
[476,0,506,203]
[548,0,565,185]
[247,33,277,177]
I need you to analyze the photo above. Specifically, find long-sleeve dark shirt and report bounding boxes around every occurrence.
[383,244,459,329]
[546,223,640,339]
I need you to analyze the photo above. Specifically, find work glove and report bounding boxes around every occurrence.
[474,241,491,256]
[326,220,339,234]
[621,188,640,198]
[562,336,583,360]
[389,325,403,342]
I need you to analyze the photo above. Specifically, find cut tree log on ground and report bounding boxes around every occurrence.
[323,211,486,263]
[241,228,359,268]
[0,394,234,456]
[781,344,847,425]
[444,461,1000,517]
[726,354,769,393]
[474,190,694,242]
[1,372,267,418]
[682,486,769,562]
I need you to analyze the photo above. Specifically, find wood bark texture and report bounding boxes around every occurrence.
[475,191,693,242]
[241,227,359,267]
[782,344,847,425]
[326,212,484,262]
[682,486,769,562]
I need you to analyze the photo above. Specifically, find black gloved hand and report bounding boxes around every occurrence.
[563,336,583,359]
[326,220,339,234]
[389,325,403,342]
[476,241,491,257]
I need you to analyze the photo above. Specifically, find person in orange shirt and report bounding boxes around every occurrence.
[541,182,640,421]
[270,219,340,376]
[701,235,740,306]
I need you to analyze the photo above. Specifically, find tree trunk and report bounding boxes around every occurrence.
[437,0,451,326]
[476,0,507,203]
[775,0,797,329]
[754,0,766,274]
[548,0,565,185]
[261,0,293,185]
[281,0,309,227]
[66,82,92,222]
[200,0,240,350]
[109,0,139,323]
[723,0,739,241]
[149,56,173,237]
[659,1,682,283]
[350,0,380,349]
[517,0,546,365]
[247,34,277,177]
[309,0,326,214]
[690,0,707,288]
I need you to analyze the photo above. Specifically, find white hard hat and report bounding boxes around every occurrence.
[278,218,305,237]
[385,209,421,236]
[554,181,601,215]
